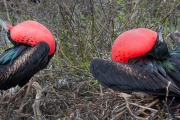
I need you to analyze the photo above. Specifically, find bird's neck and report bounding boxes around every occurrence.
[147,41,169,59]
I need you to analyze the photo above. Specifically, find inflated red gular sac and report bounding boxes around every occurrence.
[112,27,168,63]
[90,26,180,98]
[0,18,56,90]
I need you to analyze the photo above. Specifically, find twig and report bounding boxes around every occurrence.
[5,103,12,120]
[122,93,145,120]
[130,102,158,113]
[99,84,103,95]
[164,81,177,120]
[7,84,28,103]
[165,81,171,104]
[16,81,33,113]
[150,1,180,28]
[137,99,159,115]
[163,101,177,120]
[3,0,11,23]
[32,82,43,120]
[23,80,33,100]
[50,89,70,109]
[15,81,34,116]
[110,109,127,120]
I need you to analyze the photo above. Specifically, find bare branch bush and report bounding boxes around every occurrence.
[0,0,180,119]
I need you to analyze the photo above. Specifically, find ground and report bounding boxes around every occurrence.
[0,0,180,120]
[1,79,180,120]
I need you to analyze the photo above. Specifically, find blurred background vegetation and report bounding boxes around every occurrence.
[0,0,180,119]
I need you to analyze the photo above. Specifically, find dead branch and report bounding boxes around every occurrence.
[32,81,43,120]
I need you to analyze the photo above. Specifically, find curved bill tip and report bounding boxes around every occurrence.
[0,18,9,32]
[157,25,163,42]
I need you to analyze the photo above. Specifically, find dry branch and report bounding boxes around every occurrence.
[32,81,43,120]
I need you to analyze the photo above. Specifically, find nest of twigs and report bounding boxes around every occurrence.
[1,77,180,120]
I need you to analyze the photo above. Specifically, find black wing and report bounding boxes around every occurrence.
[0,42,50,90]
[90,58,180,97]
[167,31,180,88]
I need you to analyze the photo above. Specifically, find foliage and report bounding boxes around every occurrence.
[0,0,180,119]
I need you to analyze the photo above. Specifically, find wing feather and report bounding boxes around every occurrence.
[90,58,180,97]
[0,42,50,90]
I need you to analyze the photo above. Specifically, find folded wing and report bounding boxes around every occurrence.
[0,42,50,90]
[90,58,180,97]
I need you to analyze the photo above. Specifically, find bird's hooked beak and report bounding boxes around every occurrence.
[157,25,163,43]
[0,18,12,32]
[147,25,169,59]
[0,18,18,46]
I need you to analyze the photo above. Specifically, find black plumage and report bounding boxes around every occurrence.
[90,31,180,98]
[0,18,56,90]
[0,42,51,90]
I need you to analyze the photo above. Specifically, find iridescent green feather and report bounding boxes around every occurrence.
[0,45,27,65]
[162,60,178,73]
[160,50,180,73]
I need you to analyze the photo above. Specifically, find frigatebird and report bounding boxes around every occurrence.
[0,18,56,90]
[90,26,180,97]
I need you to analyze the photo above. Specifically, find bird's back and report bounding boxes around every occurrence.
[90,31,180,97]
[0,42,50,90]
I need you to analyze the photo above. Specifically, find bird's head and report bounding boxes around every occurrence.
[0,18,56,55]
[147,25,168,59]
[111,28,157,63]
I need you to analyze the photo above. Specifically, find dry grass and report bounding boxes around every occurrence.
[1,79,180,120]
[0,0,180,119]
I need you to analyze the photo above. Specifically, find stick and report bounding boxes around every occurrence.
[122,93,145,120]
[32,82,43,120]
[137,99,159,115]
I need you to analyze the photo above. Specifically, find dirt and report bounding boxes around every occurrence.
[1,78,180,120]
